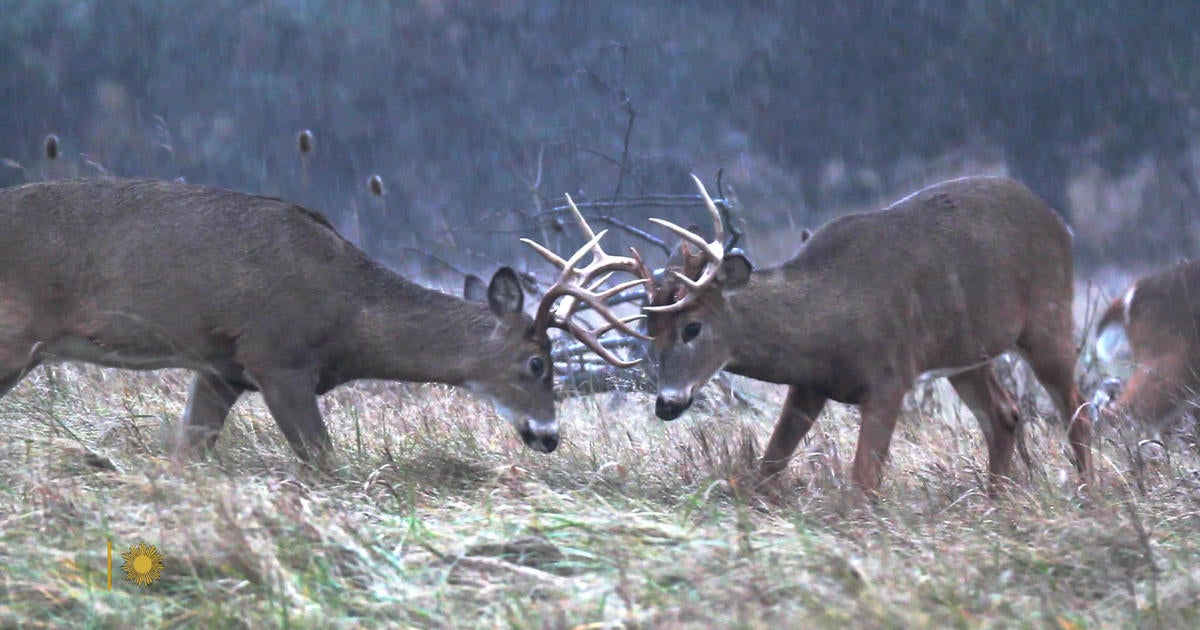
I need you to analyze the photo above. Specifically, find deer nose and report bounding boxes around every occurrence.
[520,427,559,453]
[655,391,692,421]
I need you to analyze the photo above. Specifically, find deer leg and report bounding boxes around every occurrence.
[0,344,42,398]
[0,361,38,398]
[948,366,1020,492]
[851,388,906,495]
[251,368,331,464]
[1018,296,1094,481]
[177,372,247,456]
[759,386,827,480]
[0,368,29,398]
[1018,336,1093,480]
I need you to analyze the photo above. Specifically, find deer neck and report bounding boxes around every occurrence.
[346,273,495,385]
[723,270,831,384]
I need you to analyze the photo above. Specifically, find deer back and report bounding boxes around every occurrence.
[0,178,562,453]
[646,176,1076,398]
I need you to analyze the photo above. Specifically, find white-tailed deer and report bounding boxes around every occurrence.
[638,175,1093,494]
[1094,259,1200,429]
[0,178,640,463]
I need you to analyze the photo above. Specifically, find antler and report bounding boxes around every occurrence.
[645,174,726,313]
[521,194,651,368]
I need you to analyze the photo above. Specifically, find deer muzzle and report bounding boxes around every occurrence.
[519,422,559,453]
[655,387,693,421]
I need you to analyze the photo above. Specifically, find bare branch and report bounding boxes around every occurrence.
[611,91,636,201]
[715,168,745,250]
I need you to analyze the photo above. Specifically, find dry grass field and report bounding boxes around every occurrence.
[1,293,1199,629]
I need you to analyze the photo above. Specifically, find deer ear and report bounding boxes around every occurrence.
[463,274,488,303]
[719,251,752,289]
[800,228,812,243]
[487,267,524,317]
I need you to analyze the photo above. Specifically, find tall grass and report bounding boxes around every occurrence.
[1,329,1198,628]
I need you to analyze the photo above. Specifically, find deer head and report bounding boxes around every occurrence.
[641,175,751,419]
[457,266,559,453]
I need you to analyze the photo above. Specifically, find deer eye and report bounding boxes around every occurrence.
[528,356,546,378]
[682,322,702,343]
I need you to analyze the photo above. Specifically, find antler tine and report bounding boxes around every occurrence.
[645,248,725,311]
[647,217,724,263]
[591,312,647,337]
[564,193,601,255]
[549,279,652,340]
[521,200,609,274]
[519,237,569,268]
[562,193,649,283]
[690,173,724,250]
[668,268,718,292]
[592,278,652,335]
[561,319,642,368]
[531,230,601,331]
[561,228,609,274]
[642,175,728,314]
[644,175,726,264]
[525,195,645,284]
[541,276,649,367]
[644,286,703,313]
[555,270,619,321]
[525,204,656,366]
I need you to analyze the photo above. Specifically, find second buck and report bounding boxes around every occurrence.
[640,175,1093,494]
[1094,258,1200,430]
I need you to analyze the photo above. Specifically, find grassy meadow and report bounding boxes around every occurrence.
[1,301,1199,629]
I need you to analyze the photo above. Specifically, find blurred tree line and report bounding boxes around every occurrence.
[1,0,1197,274]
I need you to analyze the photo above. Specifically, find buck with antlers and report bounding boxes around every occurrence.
[1093,258,1200,430]
[638,175,1093,494]
[0,178,642,463]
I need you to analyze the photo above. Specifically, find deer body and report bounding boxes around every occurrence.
[1094,259,1200,428]
[0,178,559,461]
[646,175,1092,493]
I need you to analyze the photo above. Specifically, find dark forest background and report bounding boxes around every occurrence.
[2,0,1198,282]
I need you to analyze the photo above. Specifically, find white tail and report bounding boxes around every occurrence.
[1094,282,1139,369]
